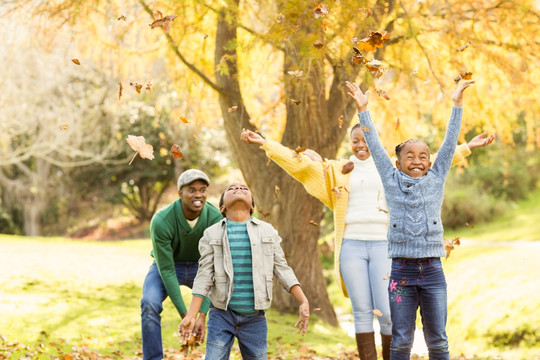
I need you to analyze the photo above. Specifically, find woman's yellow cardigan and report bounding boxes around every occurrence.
[261,140,471,297]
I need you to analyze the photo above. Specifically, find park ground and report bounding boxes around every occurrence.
[1,191,540,359]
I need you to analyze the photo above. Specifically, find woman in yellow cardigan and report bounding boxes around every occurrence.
[241,127,493,360]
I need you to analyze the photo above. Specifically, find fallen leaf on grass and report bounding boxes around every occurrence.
[126,135,155,165]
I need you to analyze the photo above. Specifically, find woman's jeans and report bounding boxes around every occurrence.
[140,262,199,360]
[340,239,392,334]
[389,257,449,360]
[205,307,267,360]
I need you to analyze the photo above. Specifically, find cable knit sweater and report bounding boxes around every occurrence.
[358,107,463,258]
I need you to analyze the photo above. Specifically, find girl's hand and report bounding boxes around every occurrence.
[240,128,266,146]
[294,302,310,336]
[346,81,369,112]
[467,132,495,150]
[452,80,474,107]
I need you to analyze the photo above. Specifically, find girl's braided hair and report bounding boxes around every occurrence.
[395,139,429,158]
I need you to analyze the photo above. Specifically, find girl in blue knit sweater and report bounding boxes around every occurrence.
[346,80,474,360]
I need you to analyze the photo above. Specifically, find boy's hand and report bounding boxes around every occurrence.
[241,129,266,146]
[468,132,495,150]
[193,314,206,343]
[178,314,196,345]
[452,79,474,107]
[346,81,369,112]
[294,302,310,336]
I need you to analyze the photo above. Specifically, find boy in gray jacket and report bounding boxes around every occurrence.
[179,183,309,359]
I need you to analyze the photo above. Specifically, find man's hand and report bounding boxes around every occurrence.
[178,314,196,345]
[240,129,266,146]
[468,132,495,150]
[294,302,310,336]
[346,81,369,113]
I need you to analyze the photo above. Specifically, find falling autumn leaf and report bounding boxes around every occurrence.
[118,15,126,21]
[410,68,418,76]
[274,185,280,199]
[465,222,475,228]
[126,135,155,165]
[287,70,303,78]
[373,309,383,316]
[359,8,373,17]
[444,237,461,258]
[356,30,389,52]
[275,13,285,23]
[360,125,372,132]
[309,220,319,226]
[456,41,471,52]
[228,106,238,112]
[366,59,385,78]
[338,115,344,128]
[383,273,390,280]
[460,71,473,80]
[130,82,143,94]
[118,82,123,100]
[321,21,328,31]
[313,40,324,49]
[72,59,80,65]
[395,117,400,130]
[423,78,431,85]
[145,80,152,93]
[352,36,360,45]
[179,116,189,124]
[149,14,177,33]
[171,144,183,159]
[314,3,329,19]
[351,47,367,66]
[203,33,208,39]
[59,124,68,130]
[290,99,302,105]
[375,88,390,100]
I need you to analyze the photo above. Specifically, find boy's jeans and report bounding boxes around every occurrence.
[389,257,449,360]
[206,307,267,360]
[140,262,199,360]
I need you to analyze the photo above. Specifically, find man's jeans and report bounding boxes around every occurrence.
[205,307,267,360]
[141,262,199,360]
[389,258,449,360]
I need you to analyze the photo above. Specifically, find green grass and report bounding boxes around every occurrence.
[445,189,540,241]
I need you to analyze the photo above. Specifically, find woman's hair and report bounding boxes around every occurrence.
[219,184,255,216]
[395,138,429,158]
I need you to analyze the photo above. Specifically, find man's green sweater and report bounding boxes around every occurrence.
[149,199,222,315]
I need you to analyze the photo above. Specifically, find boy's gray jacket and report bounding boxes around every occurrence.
[192,217,300,310]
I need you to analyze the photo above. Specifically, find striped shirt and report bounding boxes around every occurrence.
[227,219,256,316]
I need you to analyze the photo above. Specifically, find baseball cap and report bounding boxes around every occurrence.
[177,169,210,190]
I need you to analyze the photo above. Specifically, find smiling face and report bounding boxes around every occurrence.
[396,141,432,178]
[219,183,254,216]
[178,179,208,220]
[350,127,371,160]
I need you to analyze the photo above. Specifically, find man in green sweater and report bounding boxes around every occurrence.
[141,169,223,360]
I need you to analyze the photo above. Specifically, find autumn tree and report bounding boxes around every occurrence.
[21,0,540,324]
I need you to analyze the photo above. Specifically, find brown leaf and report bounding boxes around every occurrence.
[456,41,471,52]
[375,88,390,100]
[338,115,344,128]
[274,185,280,199]
[313,40,324,49]
[126,135,155,164]
[351,47,367,66]
[309,220,319,226]
[149,14,177,33]
[460,71,473,80]
[373,309,383,316]
[360,125,372,132]
[395,117,400,130]
[290,99,302,105]
[130,82,143,94]
[321,21,328,31]
[180,116,189,124]
[145,81,152,93]
[228,106,238,112]
[356,30,389,52]
[258,207,270,218]
[117,15,126,21]
[444,237,461,258]
[71,59,80,65]
[118,82,123,100]
[359,8,373,17]
[366,59,385,78]
[314,3,329,19]
[341,161,354,174]
[203,33,209,39]
[171,144,183,159]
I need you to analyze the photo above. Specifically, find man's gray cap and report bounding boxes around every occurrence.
[177,169,210,190]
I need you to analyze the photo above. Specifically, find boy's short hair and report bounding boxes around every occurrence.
[395,138,429,158]
[219,185,255,216]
